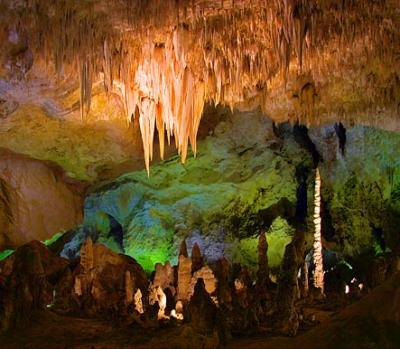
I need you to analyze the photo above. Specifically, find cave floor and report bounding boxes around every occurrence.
[1,274,399,349]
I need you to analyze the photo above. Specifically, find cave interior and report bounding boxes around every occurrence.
[0,1,399,348]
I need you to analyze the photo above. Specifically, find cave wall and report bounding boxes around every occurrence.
[311,125,400,257]
[59,109,317,272]
[0,149,85,249]
[53,111,400,273]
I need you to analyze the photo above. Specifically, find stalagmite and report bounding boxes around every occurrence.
[313,167,324,294]
[179,239,188,258]
[153,262,175,295]
[80,238,94,273]
[74,277,82,296]
[125,270,134,304]
[191,243,203,273]
[189,266,217,298]
[177,254,192,302]
[149,284,168,320]
[257,231,269,286]
[300,262,309,298]
[134,289,144,314]
[275,231,306,336]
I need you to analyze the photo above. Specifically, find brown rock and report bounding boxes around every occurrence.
[275,231,307,336]
[257,231,269,287]
[177,255,192,302]
[189,266,217,299]
[153,261,175,295]
[58,241,148,317]
[0,241,68,332]
[0,149,85,250]
[214,258,232,305]
[191,243,203,273]
[179,239,188,257]
[187,279,218,334]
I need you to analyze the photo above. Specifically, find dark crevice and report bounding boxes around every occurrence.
[107,214,124,252]
[334,122,346,156]
[293,123,322,168]
[372,226,385,251]
[321,198,336,242]
[294,163,310,227]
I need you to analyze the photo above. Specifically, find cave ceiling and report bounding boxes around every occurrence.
[0,0,399,171]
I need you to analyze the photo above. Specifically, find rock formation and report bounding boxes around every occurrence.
[153,261,175,295]
[191,243,204,273]
[179,239,189,258]
[189,266,217,300]
[58,238,148,317]
[187,279,219,335]
[177,255,192,302]
[0,241,68,332]
[0,149,85,249]
[275,231,307,336]
[313,168,324,294]
[257,231,269,288]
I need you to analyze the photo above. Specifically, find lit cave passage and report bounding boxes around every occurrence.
[0,1,400,348]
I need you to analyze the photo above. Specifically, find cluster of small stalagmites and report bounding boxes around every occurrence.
[0,235,397,340]
[63,238,149,317]
[0,233,311,339]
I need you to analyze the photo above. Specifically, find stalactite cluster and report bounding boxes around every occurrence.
[0,0,398,171]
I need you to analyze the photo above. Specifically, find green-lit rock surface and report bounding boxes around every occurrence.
[311,125,400,258]
[61,111,312,271]
[45,112,400,274]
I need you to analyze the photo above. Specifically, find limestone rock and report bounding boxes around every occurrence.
[275,231,307,336]
[179,239,188,258]
[0,98,18,119]
[214,258,232,305]
[0,149,85,250]
[189,266,217,299]
[125,270,134,304]
[187,279,218,334]
[58,241,148,317]
[177,255,192,302]
[80,238,94,273]
[257,231,269,287]
[191,243,204,273]
[153,261,175,295]
[0,241,68,333]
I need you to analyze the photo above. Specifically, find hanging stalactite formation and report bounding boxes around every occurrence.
[0,0,399,172]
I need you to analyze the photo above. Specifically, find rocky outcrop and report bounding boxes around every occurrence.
[186,279,219,335]
[177,255,192,302]
[0,241,69,332]
[257,232,269,288]
[191,243,204,273]
[57,239,148,317]
[66,110,307,272]
[0,149,85,249]
[275,231,307,336]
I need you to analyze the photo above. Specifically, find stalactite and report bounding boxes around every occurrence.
[1,0,396,172]
[313,167,324,294]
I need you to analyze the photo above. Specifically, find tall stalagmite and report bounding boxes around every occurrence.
[313,168,324,294]
[257,231,269,286]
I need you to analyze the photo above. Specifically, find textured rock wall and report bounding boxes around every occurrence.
[310,125,400,257]
[0,149,85,249]
[60,109,313,271]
